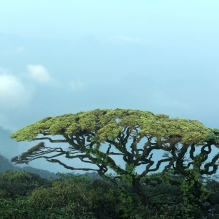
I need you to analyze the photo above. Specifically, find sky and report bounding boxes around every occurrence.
[0,1,219,175]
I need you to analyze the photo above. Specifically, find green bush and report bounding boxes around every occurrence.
[0,196,97,219]
[28,178,95,218]
[0,170,50,199]
[53,173,121,218]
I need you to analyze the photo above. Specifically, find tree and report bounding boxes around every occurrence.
[10,108,219,217]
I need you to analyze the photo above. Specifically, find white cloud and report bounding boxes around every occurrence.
[27,64,52,82]
[69,80,86,91]
[0,72,32,109]
[106,36,143,44]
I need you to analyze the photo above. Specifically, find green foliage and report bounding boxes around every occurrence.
[85,177,121,218]
[28,177,95,218]
[0,170,50,199]
[0,197,33,219]
[205,128,219,144]
[203,176,219,216]
[0,197,96,219]
[10,108,213,144]
[159,169,214,218]
[115,163,145,218]
[27,173,120,218]
[0,171,219,218]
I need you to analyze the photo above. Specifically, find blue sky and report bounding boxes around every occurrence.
[0,1,219,174]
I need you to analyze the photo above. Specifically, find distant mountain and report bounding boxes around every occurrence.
[22,166,58,179]
[0,154,102,180]
[0,126,20,159]
[0,154,58,179]
[0,154,20,172]
[83,171,102,179]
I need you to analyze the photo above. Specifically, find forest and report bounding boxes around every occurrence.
[0,163,219,219]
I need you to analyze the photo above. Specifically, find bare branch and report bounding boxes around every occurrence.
[46,158,99,172]
[33,137,67,143]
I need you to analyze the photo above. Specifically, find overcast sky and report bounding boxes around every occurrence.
[0,1,219,174]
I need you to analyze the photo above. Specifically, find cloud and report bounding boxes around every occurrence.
[0,72,32,109]
[27,64,52,82]
[69,80,86,91]
[106,36,143,44]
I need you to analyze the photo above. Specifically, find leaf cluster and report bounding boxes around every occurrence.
[10,108,214,144]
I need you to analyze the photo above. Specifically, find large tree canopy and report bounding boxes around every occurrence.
[10,108,219,211]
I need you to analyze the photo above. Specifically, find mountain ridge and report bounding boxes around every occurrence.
[0,154,101,179]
